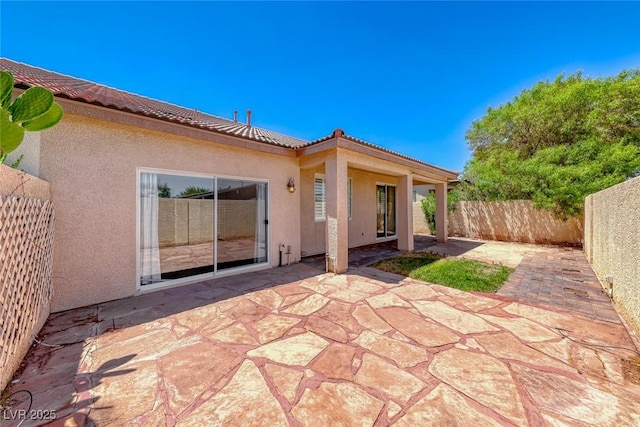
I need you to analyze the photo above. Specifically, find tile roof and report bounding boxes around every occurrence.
[1,58,458,176]
[0,58,309,148]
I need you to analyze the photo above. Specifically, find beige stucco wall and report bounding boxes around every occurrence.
[584,177,640,334]
[4,130,41,177]
[448,200,583,246]
[39,113,301,312]
[349,169,398,248]
[300,165,398,256]
[0,163,50,200]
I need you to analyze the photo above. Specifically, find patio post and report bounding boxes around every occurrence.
[435,181,449,242]
[397,174,414,251]
[325,152,349,273]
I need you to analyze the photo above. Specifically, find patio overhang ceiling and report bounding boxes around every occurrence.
[296,129,459,184]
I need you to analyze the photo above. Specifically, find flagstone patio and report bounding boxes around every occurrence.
[4,240,640,426]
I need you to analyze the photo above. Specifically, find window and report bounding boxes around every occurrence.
[314,174,352,221]
[314,174,326,221]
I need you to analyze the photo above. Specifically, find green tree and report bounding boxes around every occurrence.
[179,186,211,197]
[0,70,63,162]
[157,183,171,198]
[461,70,640,218]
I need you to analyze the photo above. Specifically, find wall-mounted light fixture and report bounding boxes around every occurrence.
[287,178,296,193]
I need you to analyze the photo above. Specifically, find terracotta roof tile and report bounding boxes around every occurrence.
[1,58,458,177]
[0,58,308,148]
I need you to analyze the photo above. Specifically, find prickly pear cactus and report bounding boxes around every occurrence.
[0,70,63,157]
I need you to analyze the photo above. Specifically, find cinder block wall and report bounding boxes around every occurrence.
[157,199,256,247]
[412,201,431,234]
[584,177,640,334]
[447,200,583,246]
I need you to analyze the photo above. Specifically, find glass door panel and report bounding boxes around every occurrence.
[386,186,396,236]
[140,173,214,285]
[217,179,268,270]
[376,185,386,238]
[376,184,396,238]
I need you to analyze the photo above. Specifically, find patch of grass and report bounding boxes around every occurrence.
[372,253,513,293]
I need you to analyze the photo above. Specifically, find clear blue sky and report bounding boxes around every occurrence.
[1,1,639,172]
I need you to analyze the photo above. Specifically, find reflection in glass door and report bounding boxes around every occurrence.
[376,184,396,238]
[139,171,268,287]
[140,172,215,285]
[217,179,268,270]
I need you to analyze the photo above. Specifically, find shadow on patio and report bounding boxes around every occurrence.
[4,236,640,426]
[4,262,323,426]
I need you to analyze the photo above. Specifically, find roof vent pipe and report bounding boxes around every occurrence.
[233,110,238,123]
[246,109,252,128]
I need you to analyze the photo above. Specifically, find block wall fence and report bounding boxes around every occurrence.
[413,199,583,246]
[584,176,640,335]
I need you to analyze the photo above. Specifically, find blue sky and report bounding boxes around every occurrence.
[1,1,639,172]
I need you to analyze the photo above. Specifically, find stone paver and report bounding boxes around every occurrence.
[395,383,502,426]
[246,332,329,366]
[291,382,384,426]
[354,330,428,368]
[4,239,640,426]
[180,360,289,426]
[355,353,426,403]
[429,347,528,425]
[310,342,356,381]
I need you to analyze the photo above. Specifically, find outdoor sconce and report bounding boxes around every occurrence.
[287,178,296,193]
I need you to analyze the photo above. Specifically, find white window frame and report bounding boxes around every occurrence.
[314,174,326,222]
[314,174,353,221]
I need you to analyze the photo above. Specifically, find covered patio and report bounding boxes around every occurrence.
[298,129,457,273]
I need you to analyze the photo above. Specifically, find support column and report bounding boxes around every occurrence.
[397,174,414,251]
[325,153,349,273]
[435,182,449,242]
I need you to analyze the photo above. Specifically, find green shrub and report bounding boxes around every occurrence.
[420,189,463,234]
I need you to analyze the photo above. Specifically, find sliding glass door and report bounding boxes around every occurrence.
[376,184,396,238]
[139,170,268,287]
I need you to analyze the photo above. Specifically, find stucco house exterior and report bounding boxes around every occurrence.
[1,58,458,312]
